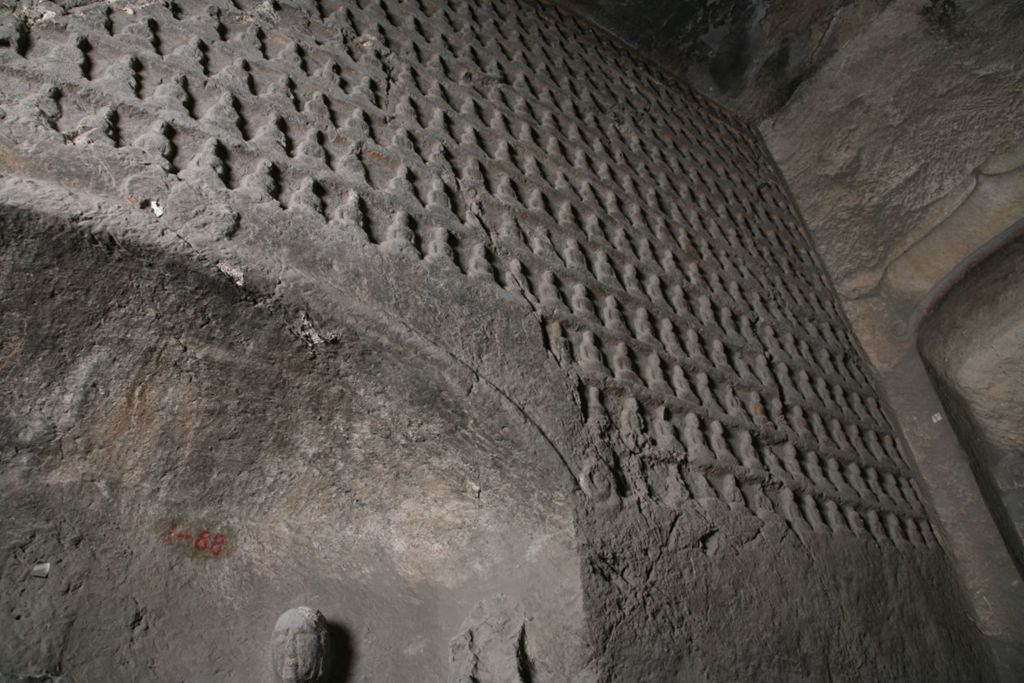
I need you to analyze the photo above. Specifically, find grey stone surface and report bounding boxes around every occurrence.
[763,0,1024,301]
[0,211,584,681]
[547,0,892,118]
[761,0,1024,676]
[0,0,995,680]
[448,595,531,683]
[920,235,1024,572]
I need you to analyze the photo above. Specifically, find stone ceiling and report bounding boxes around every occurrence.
[546,0,892,119]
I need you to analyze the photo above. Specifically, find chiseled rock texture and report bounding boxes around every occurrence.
[919,236,1024,578]
[762,0,1024,301]
[548,0,894,119]
[0,0,993,680]
[762,3,1024,674]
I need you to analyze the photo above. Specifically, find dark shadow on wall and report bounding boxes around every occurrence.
[918,232,1024,579]
[324,621,355,683]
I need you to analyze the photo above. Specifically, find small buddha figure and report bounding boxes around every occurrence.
[271,606,332,683]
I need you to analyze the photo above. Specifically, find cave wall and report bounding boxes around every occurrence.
[919,235,1024,576]
[763,0,1024,305]
[0,213,584,682]
[545,0,893,119]
[0,0,996,680]
[761,0,1024,674]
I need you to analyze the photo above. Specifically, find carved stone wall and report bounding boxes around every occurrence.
[762,0,1024,674]
[0,0,995,680]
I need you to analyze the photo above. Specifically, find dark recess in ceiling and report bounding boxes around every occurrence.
[547,0,892,120]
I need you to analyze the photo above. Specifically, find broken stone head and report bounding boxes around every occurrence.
[270,606,332,683]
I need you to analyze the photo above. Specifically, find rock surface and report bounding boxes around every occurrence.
[920,236,1024,575]
[547,0,892,118]
[761,0,1024,676]
[0,0,995,680]
[763,0,1024,301]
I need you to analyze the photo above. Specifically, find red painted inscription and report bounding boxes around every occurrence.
[163,522,229,557]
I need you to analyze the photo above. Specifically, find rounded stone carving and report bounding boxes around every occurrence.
[270,607,332,683]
